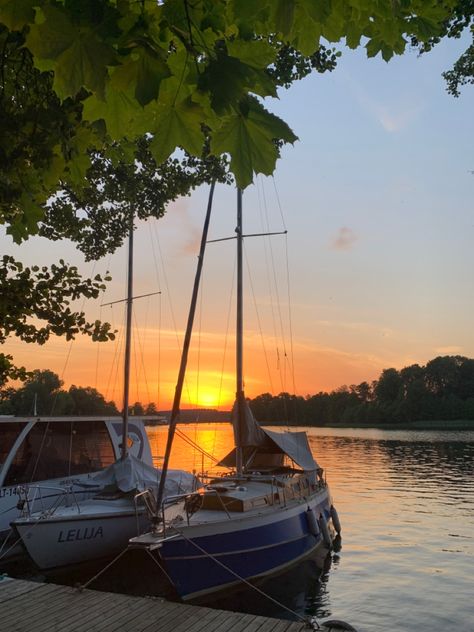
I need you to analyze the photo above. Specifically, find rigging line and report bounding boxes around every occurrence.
[260,178,289,396]
[156,292,162,410]
[132,303,153,408]
[96,250,115,392]
[174,427,220,464]
[103,304,122,402]
[271,175,288,231]
[273,178,297,396]
[94,303,103,392]
[256,177,281,385]
[143,296,154,405]
[138,295,152,405]
[149,219,193,407]
[51,257,100,415]
[191,280,205,472]
[132,319,140,410]
[175,430,218,465]
[214,254,236,461]
[244,248,274,394]
[50,339,74,415]
[111,306,127,408]
[196,269,204,409]
[145,218,163,408]
[285,234,297,398]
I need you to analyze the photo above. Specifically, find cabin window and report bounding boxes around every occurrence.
[0,422,28,470]
[4,421,115,485]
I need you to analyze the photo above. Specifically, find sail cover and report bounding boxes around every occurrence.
[262,428,317,471]
[222,399,317,472]
[90,454,198,496]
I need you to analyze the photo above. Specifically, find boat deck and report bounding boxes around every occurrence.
[0,576,351,632]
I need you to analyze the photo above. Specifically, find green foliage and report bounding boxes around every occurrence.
[248,355,474,426]
[0,0,456,236]
[1,368,62,414]
[411,1,474,96]
[1,137,228,385]
[42,137,230,260]
[67,385,118,416]
[0,255,114,385]
[0,255,113,344]
[0,369,119,415]
[443,41,474,96]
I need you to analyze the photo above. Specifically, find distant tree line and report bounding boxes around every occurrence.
[0,369,157,417]
[248,356,474,425]
[3,355,474,425]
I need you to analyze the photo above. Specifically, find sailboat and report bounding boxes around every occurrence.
[10,216,198,570]
[130,188,341,601]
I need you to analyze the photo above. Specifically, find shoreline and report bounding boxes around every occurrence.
[164,418,474,431]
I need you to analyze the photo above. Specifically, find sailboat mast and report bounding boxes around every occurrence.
[236,188,244,476]
[154,182,216,512]
[121,212,134,461]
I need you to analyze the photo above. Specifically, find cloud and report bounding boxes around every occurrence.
[375,103,423,133]
[335,69,423,132]
[331,226,357,250]
[159,197,202,256]
[182,225,203,255]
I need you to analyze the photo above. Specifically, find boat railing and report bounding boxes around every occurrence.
[133,489,201,536]
[16,484,83,518]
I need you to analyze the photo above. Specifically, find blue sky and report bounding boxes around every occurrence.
[3,33,474,407]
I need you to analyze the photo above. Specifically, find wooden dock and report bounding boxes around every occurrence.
[0,576,350,632]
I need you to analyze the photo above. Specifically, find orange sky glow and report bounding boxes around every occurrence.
[3,39,474,409]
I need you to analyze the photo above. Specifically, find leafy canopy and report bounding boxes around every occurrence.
[0,0,455,239]
[0,139,230,385]
[411,1,474,97]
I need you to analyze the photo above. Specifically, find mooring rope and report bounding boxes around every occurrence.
[78,546,130,591]
[168,525,321,630]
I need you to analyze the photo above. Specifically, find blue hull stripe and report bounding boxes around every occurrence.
[160,499,331,598]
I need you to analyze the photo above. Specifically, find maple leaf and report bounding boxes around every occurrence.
[211,97,297,188]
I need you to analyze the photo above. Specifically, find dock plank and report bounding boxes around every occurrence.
[99,595,187,632]
[134,602,199,632]
[210,612,262,632]
[52,589,147,632]
[0,577,44,601]
[0,582,68,621]
[0,578,328,632]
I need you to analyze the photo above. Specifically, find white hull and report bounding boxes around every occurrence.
[12,499,149,569]
[0,415,154,560]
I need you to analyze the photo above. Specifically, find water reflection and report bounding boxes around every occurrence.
[3,423,473,632]
[147,424,474,631]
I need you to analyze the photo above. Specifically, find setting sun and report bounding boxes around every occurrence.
[181,384,234,409]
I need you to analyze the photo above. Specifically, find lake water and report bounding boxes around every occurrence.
[147,424,474,632]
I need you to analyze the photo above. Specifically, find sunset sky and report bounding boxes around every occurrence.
[3,35,474,411]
